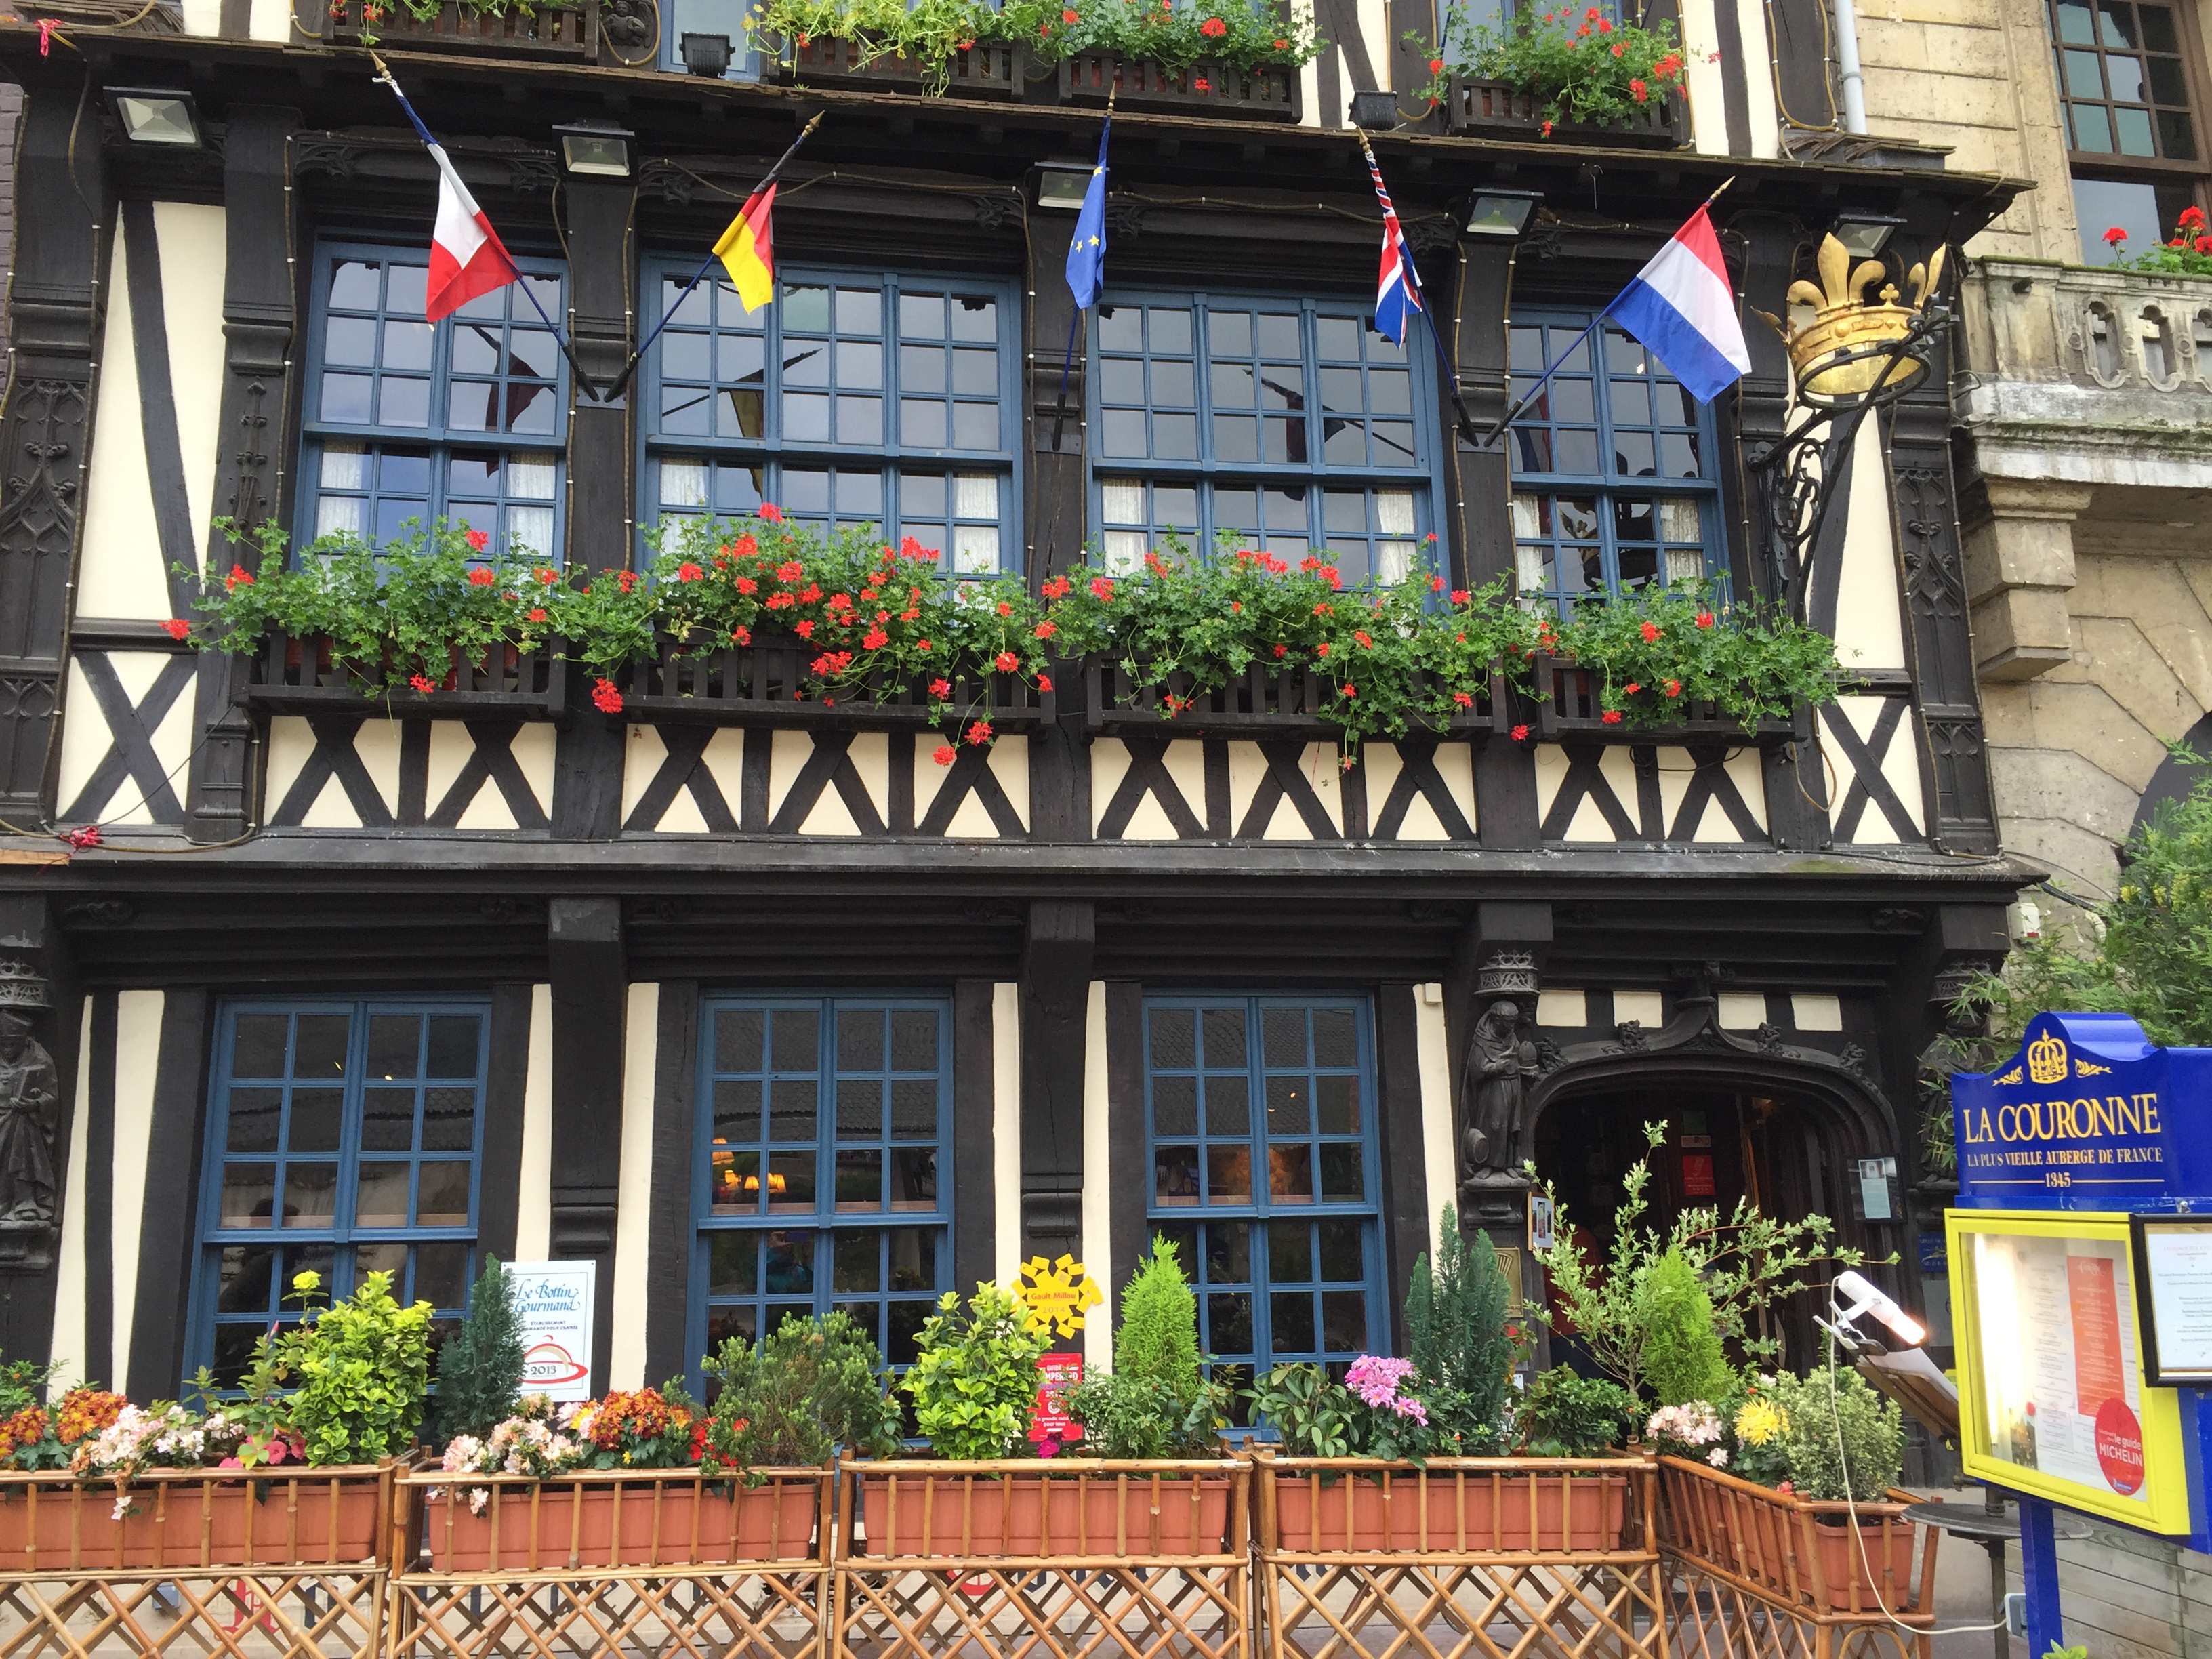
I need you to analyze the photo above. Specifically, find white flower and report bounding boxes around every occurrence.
[1707,1448,1729,1467]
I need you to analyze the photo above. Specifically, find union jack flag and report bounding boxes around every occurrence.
[1365,147,1422,346]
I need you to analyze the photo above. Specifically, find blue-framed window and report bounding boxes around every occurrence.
[188,1000,489,1387]
[1144,996,1382,1424]
[1507,312,1726,617]
[1089,294,1441,585]
[642,267,1021,575]
[300,243,568,562]
[692,995,951,1383]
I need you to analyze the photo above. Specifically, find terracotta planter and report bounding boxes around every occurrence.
[1657,1456,1933,1615]
[0,1469,386,1571]
[856,1463,1236,1557]
[1271,1464,1632,1553]
[1812,1514,1922,1612]
[419,1476,817,1570]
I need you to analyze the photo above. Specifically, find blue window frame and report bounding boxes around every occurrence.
[1089,293,1443,585]
[1507,312,1726,617]
[300,242,569,562]
[641,266,1021,575]
[691,995,951,1386]
[1143,996,1383,1424]
[188,1000,489,1388]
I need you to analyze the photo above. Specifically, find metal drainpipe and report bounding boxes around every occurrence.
[1832,0,1870,133]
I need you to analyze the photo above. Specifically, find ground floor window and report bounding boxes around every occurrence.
[189,1000,489,1387]
[692,995,951,1374]
[1143,996,1382,1419]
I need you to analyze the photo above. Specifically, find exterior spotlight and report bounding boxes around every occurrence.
[1830,211,1904,260]
[1349,89,1400,131]
[106,87,202,148]
[1463,188,1543,239]
[1033,161,1093,210]
[553,121,635,180]
[1831,1269,1927,1347]
[680,32,733,76]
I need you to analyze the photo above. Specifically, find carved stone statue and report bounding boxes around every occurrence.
[0,962,60,1272]
[1461,998,1537,1177]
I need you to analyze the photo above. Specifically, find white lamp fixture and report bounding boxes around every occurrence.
[1831,1269,1927,1347]
[1464,188,1543,240]
[554,121,635,180]
[1033,161,1093,210]
[106,88,202,148]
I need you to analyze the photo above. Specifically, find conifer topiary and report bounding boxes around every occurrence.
[432,1256,526,1442]
[1639,1249,1734,1407]
[1114,1235,1201,1401]
[1406,1205,1513,1448]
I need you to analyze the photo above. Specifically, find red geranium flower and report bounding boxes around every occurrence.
[1640,620,1660,642]
[592,678,624,714]
[1194,75,1211,90]
[1664,678,1681,697]
[677,562,703,582]
[995,651,1019,672]
[794,619,815,638]
[2103,226,2128,245]
[1063,5,1078,16]
[1089,577,1115,600]
[933,744,957,765]
[929,678,952,697]
[758,503,783,522]
[917,638,933,652]
[1453,691,1474,709]
[777,561,805,582]
[967,720,994,745]
[162,618,191,640]
[1034,619,1057,640]
[1037,674,1052,693]
[2197,235,2212,254]
[617,569,638,592]
[527,608,547,622]
[410,673,437,694]
[864,627,888,649]
[465,528,490,552]
[1511,723,1530,741]
[1428,55,1443,71]
[226,563,254,590]
[2181,206,2208,228]
[1696,611,1715,628]
[1624,682,1641,695]
[535,568,558,586]
[1601,708,1624,724]
[1200,14,1226,33]
[1452,588,1471,603]
[1273,643,1288,657]
[468,565,497,586]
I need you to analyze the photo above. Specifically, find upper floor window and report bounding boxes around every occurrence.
[1507,313,1725,617]
[190,1000,489,1387]
[2050,0,2207,261]
[1089,294,1440,585]
[302,244,568,562]
[642,267,1021,575]
[1144,996,1382,1421]
[693,995,951,1384]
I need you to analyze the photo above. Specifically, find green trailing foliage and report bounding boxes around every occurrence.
[1413,7,1694,131]
[899,1283,1050,1460]
[1639,1250,1734,1408]
[1404,1205,1513,1450]
[432,1256,526,1443]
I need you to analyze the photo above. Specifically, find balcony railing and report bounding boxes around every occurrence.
[1446,77,1685,146]
[625,629,1050,729]
[1085,658,1502,737]
[319,0,598,56]
[1530,656,1809,744]
[243,634,566,717]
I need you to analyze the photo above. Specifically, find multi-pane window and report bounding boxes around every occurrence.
[1507,314,1725,617]
[642,268,1019,574]
[2050,0,2207,262]
[694,996,949,1378]
[302,244,567,562]
[1090,295,1439,585]
[190,1001,489,1387]
[1144,997,1381,1422]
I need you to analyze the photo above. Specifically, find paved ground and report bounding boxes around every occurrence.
[1912,1487,2027,1659]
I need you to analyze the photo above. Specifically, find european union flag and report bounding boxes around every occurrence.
[1065,115,1110,310]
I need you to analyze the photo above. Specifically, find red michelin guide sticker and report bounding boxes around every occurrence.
[2093,1396,2145,1496]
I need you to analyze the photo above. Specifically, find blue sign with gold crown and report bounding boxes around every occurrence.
[1952,1011,2212,1210]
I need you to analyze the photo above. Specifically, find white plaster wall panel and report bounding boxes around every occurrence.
[54,653,192,826]
[110,991,163,1389]
[1225,741,1343,838]
[155,203,228,549]
[686,728,747,824]
[181,0,220,33]
[349,719,405,821]
[1654,746,1698,836]
[1533,744,1573,823]
[1295,0,1322,127]
[1536,989,1588,1028]
[1091,740,1134,834]
[1680,0,1732,153]
[766,727,815,822]
[264,716,371,829]
[1432,742,1477,834]
[1736,0,1782,157]
[78,228,165,621]
[510,724,559,815]
[1718,992,1768,1029]
[424,722,478,821]
[621,727,668,825]
[1614,990,1665,1027]
[1723,745,1769,833]
[1791,994,1844,1031]
[992,983,1021,1288]
[1364,745,1408,835]
[48,1002,93,1387]
[248,0,291,42]
[1082,981,1111,1370]
[941,736,1028,837]
[1092,737,1206,839]
[609,982,660,1391]
[516,983,554,1261]
[1831,422,1909,673]
[1414,984,1454,1261]
[1822,694,1928,842]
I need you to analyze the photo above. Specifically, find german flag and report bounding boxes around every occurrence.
[714,184,777,314]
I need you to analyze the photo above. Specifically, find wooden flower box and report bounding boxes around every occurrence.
[1258,1454,1641,1554]
[1530,654,1811,744]
[1657,1454,1940,1616]
[847,1458,1242,1558]
[243,632,565,717]
[319,0,597,57]
[0,1465,392,1572]
[773,36,1025,97]
[1059,53,1303,121]
[1446,75,1685,146]
[1086,658,1503,739]
[623,628,1048,730]
[406,1467,825,1571]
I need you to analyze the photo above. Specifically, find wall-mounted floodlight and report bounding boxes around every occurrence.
[1033,161,1094,210]
[106,87,202,147]
[681,33,733,76]
[1349,89,1400,131]
[1464,188,1544,240]
[1831,211,1905,260]
[553,121,636,180]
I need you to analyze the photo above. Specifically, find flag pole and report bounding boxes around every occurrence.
[1476,173,1738,447]
[369,51,605,400]
[1051,85,1114,456]
[600,114,826,404]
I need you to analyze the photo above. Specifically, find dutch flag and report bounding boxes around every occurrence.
[1606,205,1751,404]
[1366,150,1422,348]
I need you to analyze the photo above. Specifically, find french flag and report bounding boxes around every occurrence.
[1607,206,1750,404]
[384,77,517,323]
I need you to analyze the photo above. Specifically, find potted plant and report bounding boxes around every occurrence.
[1412,6,1692,142]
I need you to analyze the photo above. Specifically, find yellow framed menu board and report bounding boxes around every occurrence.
[1947,1208,2192,1534]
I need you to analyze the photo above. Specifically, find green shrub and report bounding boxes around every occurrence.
[431,1256,525,1443]
[1639,1250,1734,1408]
[1767,1364,1905,1501]
[707,1310,903,1474]
[900,1284,1049,1460]
[1115,1235,1201,1399]
[1063,1370,1227,1458]
[1406,1205,1513,1450]
[1517,1368,1637,1456]
[260,1270,434,1466]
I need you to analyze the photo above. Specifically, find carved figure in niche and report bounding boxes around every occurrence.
[0,965,59,1237]
[1461,999,1537,1177]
